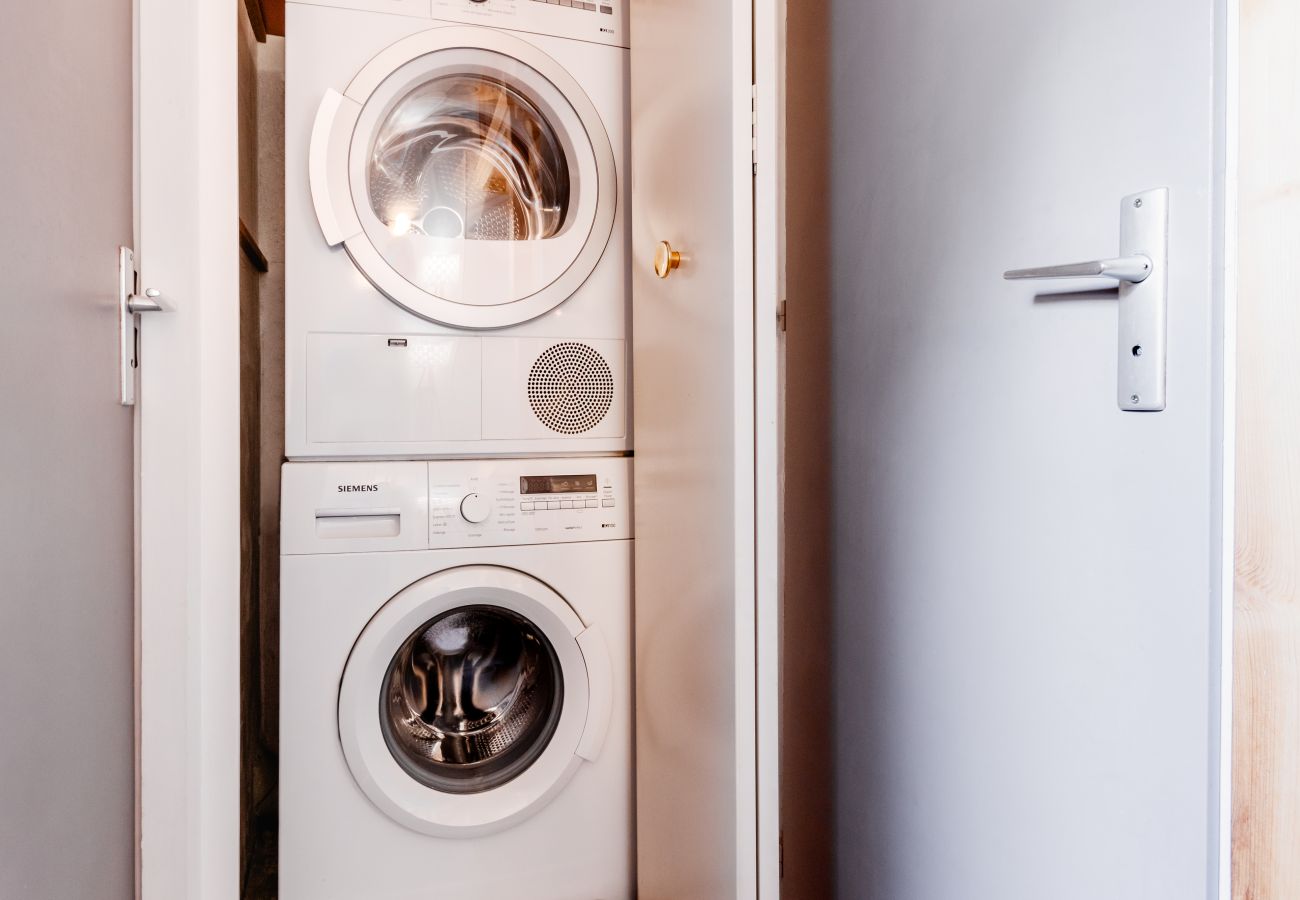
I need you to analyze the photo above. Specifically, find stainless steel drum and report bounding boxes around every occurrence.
[368,74,570,244]
[379,604,564,795]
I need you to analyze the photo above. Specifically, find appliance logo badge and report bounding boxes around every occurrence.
[337,484,381,493]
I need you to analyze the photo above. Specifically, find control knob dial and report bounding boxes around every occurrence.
[460,493,491,524]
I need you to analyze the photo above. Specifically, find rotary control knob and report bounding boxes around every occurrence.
[459,493,491,525]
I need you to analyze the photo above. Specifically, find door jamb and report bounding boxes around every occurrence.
[753,0,783,896]
[135,0,241,896]
[1214,0,1239,896]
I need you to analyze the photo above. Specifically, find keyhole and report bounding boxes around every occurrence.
[1132,345,1143,357]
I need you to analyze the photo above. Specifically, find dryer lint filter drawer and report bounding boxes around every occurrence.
[306,332,482,444]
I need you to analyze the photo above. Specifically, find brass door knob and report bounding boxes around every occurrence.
[654,241,682,279]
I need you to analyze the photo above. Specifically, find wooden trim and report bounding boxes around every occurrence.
[1232,0,1300,895]
[242,0,268,42]
[265,0,285,37]
[239,219,270,274]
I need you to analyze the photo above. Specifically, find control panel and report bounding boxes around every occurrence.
[281,457,631,555]
[430,0,628,49]
[429,457,630,548]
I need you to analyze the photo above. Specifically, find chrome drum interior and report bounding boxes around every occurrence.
[380,605,564,794]
[368,73,571,244]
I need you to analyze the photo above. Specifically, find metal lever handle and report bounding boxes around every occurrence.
[127,288,166,314]
[1000,187,1169,411]
[1004,254,1152,284]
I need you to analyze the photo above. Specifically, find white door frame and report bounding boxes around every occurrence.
[133,0,782,895]
[754,0,783,895]
[1215,1,1239,896]
[135,0,241,896]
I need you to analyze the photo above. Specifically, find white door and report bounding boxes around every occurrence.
[629,0,764,897]
[829,1,1230,898]
[0,2,136,897]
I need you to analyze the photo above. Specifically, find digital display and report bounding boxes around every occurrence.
[520,475,598,495]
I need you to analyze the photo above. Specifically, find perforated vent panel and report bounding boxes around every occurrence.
[527,342,615,435]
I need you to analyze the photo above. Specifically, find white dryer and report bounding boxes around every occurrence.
[287,0,630,459]
[280,457,633,898]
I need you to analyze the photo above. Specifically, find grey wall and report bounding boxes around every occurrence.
[0,1,136,897]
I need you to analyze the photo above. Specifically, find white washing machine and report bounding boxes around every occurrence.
[287,0,630,459]
[280,457,633,898]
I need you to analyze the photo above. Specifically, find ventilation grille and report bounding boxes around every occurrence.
[527,342,615,435]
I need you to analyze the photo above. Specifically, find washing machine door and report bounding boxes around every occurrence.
[337,566,612,837]
[310,26,617,330]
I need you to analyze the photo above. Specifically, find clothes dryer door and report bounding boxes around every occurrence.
[311,26,617,330]
[337,565,612,837]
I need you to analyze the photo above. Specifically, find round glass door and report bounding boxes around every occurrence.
[337,566,602,837]
[380,605,564,795]
[318,27,618,328]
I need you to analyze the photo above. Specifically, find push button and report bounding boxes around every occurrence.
[602,499,615,508]
[585,499,599,508]
[520,502,535,511]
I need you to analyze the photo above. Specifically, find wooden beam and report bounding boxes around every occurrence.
[242,0,268,42]
[265,0,285,37]
[239,219,270,274]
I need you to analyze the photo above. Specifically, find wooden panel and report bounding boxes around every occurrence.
[1233,0,1300,895]
[780,1,834,897]
[266,0,285,37]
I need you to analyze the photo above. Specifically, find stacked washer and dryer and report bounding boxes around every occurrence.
[279,1,633,897]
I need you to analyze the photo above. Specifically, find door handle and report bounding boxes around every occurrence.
[1004,255,1152,284]
[1003,188,1169,412]
[653,241,682,279]
[118,246,173,406]
[127,288,167,314]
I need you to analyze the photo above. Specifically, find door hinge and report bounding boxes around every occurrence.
[776,299,787,332]
[751,84,758,176]
[779,829,785,879]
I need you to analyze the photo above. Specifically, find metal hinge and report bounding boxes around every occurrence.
[751,84,758,176]
[776,299,787,332]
